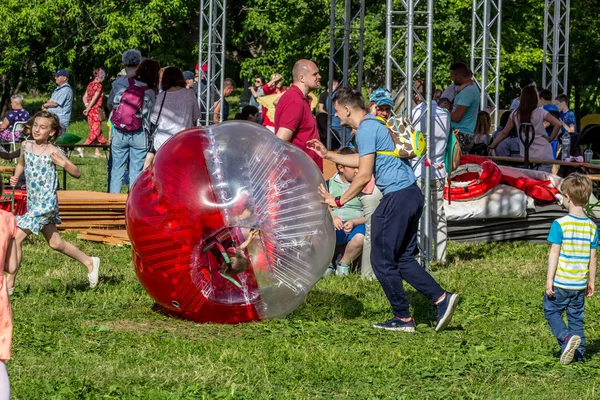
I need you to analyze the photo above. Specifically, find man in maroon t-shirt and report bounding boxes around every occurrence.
[275,59,323,171]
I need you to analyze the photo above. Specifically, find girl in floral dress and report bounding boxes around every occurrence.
[5,111,100,294]
[81,68,106,157]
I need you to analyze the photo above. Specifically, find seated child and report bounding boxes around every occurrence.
[544,173,597,364]
[325,147,366,277]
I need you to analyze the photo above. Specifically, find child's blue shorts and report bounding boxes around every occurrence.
[336,223,366,245]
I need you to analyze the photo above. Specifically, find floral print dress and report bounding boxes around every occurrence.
[84,81,106,145]
[16,142,61,234]
[0,108,30,142]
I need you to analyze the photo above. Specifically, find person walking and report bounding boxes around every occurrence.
[80,68,107,157]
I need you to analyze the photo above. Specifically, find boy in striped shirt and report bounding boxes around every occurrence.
[544,173,598,364]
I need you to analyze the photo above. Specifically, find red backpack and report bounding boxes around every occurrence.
[111,78,149,132]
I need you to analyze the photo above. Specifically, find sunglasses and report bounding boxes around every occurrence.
[255,80,261,83]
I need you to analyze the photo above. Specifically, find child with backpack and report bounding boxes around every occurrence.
[108,59,160,193]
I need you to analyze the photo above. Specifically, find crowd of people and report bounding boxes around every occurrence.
[0,50,594,397]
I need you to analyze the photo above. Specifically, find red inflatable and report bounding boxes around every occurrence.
[127,123,335,324]
[444,155,502,201]
[499,167,559,204]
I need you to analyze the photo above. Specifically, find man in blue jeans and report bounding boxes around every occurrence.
[309,87,459,332]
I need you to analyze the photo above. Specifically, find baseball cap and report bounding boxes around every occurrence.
[369,88,394,107]
[53,69,70,78]
[183,71,195,80]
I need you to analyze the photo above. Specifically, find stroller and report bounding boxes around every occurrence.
[558,124,600,177]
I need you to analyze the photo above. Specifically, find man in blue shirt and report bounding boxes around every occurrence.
[42,69,73,133]
[308,87,459,333]
[440,62,480,153]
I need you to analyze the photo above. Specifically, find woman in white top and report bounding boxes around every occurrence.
[151,67,200,152]
[489,86,561,172]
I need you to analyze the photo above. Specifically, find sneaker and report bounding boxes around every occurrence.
[373,317,416,332]
[560,335,581,365]
[323,265,336,277]
[88,257,100,288]
[435,292,459,332]
[7,287,14,296]
[336,263,350,278]
[76,147,84,158]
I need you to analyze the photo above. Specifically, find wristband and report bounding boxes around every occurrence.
[334,196,342,208]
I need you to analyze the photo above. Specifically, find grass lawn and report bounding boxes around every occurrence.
[7,140,600,399]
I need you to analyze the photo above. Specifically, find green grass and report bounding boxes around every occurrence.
[8,151,600,399]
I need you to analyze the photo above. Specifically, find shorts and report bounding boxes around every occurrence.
[335,223,366,245]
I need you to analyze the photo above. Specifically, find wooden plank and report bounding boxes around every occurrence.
[58,191,128,203]
[77,233,130,246]
[83,229,129,239]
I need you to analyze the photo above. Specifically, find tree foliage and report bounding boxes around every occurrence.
[0,0,597,118]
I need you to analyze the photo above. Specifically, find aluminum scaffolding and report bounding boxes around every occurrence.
[385,0,434,269]
[470,0,502,127]
[327,0,365,149]
[542,0,570,97]
[198,0,227,125]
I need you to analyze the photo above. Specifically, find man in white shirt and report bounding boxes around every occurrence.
[411,80,450,263]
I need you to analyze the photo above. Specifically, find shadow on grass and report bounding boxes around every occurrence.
[61,274,124,293]
[149,290,365,322]
[295,289,365,320]
[447,241,521,263]
[585,338,600,359]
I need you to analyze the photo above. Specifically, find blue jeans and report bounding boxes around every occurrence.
[371,184,445,318]
[543,288,585,356]
[109,128,147,193]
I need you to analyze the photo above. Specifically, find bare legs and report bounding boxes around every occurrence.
[4,225,93,290]
[340,234,364,266]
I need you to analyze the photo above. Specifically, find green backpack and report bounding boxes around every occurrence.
[444,128,462,203]
[444,129,462,177]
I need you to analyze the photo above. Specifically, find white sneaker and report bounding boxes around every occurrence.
[7,287,14,296]
[76,147,84,158]
[323,265,336,277]
[336,264,350,278]
[88,257,100,288]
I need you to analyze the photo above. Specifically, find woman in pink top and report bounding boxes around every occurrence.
[489,86,561,172]
[0,182,16,398]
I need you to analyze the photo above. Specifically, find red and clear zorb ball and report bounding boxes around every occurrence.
[126,122,335,324]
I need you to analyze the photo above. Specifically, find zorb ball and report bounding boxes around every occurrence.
[126,122,335,324]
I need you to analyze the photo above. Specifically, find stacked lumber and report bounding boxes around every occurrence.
[77,229,130,246]
[57,191,127,231]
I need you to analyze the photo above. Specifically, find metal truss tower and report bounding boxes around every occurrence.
[542,0,570,97]
[327,0,365,149]
[385,0,434,269]
[198,0,227,125]
[470,0,502,127]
